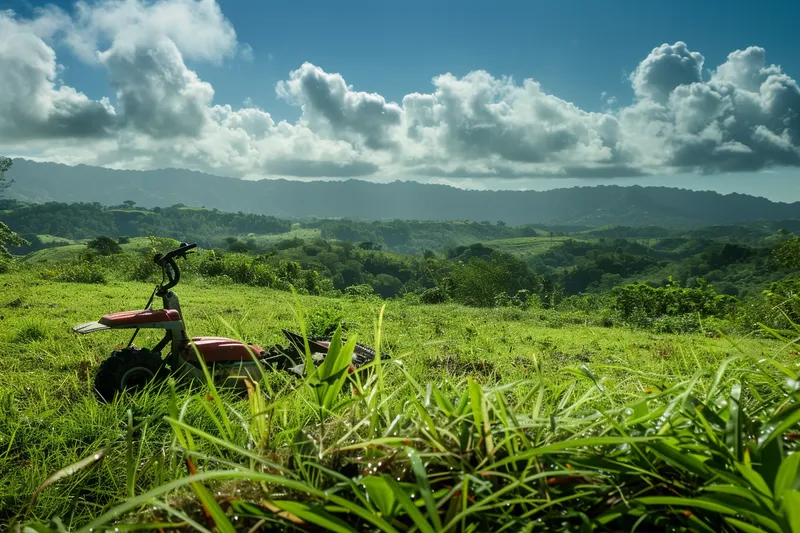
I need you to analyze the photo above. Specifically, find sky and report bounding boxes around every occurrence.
[1,0,799,201]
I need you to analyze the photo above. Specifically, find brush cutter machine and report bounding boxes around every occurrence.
[72,242,378,401]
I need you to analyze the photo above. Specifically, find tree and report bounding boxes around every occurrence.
[373,273,403,298]
[0,158,29,261]
[0,157,12,194]
[773,236,800,270]
[87,235,122,255]
[122,200,136,208]
[0,222,27,260]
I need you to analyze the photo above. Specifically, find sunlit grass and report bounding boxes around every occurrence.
[1,270,799,531]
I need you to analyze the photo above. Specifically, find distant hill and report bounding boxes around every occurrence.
[6,159,800,227]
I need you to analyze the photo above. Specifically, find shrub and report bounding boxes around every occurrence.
[344,284,375,299]
[421,286,449,304]
[372,273,403,298]
[611,280,736,330]
[306,306,351,337]
[87,235,122,255]
[763,276,800,324]
[40,263,106,284]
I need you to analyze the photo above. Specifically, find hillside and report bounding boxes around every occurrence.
[7,159,800,227]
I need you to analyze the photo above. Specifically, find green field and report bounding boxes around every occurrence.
[483,235,578,257]
[22,237,169,264]
[240,228,321,248]
[2,266,799,530]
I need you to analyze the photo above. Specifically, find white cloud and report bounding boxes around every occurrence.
[276,62,403,150]
[0,2,799,182]
[619,44,800,173]
[66,0,238,64]
[630,42,705,102]
[0,10,116,140]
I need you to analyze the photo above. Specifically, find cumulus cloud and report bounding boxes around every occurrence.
[0,3,799,181]
[0,11,116,139]
[630,42,704,102]
[619,43,800,173]
[277,62,403,150]
[100,36,214,138]
[66,0,238,64]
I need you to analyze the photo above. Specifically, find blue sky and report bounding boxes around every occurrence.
[1,0,799,201]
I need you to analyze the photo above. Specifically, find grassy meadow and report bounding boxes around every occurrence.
[2,264,800,531]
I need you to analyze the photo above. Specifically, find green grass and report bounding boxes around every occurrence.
[22,237,164,264]
[1,269,799,531]
[106,209,154,215]
[37,235,75,245]
[21,243,88,263]
[239,228,321,248]
[483,236,578,259]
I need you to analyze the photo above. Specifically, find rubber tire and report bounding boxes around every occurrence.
[94,348,164,402]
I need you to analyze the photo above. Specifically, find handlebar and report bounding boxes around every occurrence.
[154,242,196,294]
[158,242,197,264]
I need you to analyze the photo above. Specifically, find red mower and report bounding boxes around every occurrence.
[72,242,379,401]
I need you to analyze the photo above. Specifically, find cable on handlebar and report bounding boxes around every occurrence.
[154,242,195,295]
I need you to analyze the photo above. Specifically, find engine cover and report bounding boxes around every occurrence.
[184,336,263,363]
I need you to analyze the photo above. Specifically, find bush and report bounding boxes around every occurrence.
[372,273,403,298]
[611,280,736,330]
[306,306,351,338]
[344,284,375,299]
[40,263,106,284]
[421,286,449,304]
[763,276,800,324]
[0,259,15,274]
[87,235,122,255]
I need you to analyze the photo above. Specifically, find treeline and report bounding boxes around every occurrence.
[18,228,800,336]
[0,200,291,248]
[310,218,554,253]
[524,234,799,298]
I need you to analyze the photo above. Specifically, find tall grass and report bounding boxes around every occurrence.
[12,302,800,533]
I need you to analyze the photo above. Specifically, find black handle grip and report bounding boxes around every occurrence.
[160,257,181,292]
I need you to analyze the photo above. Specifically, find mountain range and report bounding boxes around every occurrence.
[5,159,799,227]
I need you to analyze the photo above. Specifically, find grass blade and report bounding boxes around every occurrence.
[270,501,358,533]
[774,452,800,503]
[386,476,437,533]
[725,382,743,461]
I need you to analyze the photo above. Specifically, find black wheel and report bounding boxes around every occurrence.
[94,348,164,402]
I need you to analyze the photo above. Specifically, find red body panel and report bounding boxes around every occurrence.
[184,336,264,363]
[99,309,181,326]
